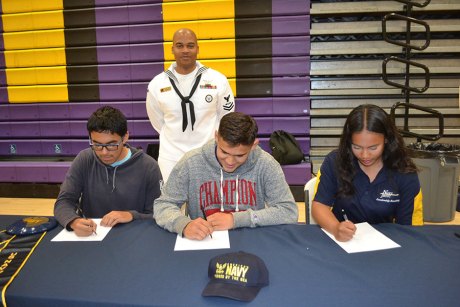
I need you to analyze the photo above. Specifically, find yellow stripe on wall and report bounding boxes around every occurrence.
[3,29,66,50]
[4,48,67,68]
[1,2,69,104]
[162,0,235,22]
[1,10,64,32]
[1,0,63,14]
[199,59,236,78]
[163,19,235,40]
[199,39,236,60]
[7,85,68,103]
[6,67,68,86]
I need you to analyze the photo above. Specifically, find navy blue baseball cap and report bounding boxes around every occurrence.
[6,216,57,236]
[202,251,269,302]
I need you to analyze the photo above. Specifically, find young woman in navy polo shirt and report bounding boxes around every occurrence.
[312,104,423,242]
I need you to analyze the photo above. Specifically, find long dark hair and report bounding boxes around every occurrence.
[336,104,417,197]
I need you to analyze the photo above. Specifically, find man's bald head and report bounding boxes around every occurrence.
[171,28,199,74]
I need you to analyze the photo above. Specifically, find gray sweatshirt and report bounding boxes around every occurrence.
[54,145,162,229]
[154,139,298,235]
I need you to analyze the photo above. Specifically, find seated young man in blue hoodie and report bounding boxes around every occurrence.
[154,112,298,240]
[54,106,162,236]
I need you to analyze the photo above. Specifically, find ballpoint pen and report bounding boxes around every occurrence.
[77,207,97,235]
[201,207,213,239]
[341,209,349,222]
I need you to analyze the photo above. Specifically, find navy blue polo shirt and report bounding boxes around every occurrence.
[314,151,423,225]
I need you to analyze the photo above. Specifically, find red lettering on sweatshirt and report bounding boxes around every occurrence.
[199,179,257,211]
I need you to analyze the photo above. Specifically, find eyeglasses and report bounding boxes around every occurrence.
[89,139,123,151]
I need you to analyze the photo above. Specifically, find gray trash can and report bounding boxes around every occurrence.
[407,142,460,222]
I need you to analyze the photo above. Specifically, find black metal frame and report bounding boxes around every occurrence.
[382,0,444,142]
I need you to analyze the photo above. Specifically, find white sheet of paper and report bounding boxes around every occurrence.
[322,222,401,253]
[174,230,230,251]
[51,219,112,242]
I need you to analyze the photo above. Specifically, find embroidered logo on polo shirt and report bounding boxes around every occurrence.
[376,190,400,203]
[160,86,171,92]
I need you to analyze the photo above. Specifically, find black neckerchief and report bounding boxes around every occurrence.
[168,74,202,131]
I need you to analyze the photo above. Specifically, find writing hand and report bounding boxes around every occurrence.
[334,221,356,242]
[183,218,213,240]
[70,218,98,237]
[101,211,133,227]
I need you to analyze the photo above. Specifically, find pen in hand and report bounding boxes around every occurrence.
[341,209,349,222]
[201,207,213,239]
[78,207,97,236]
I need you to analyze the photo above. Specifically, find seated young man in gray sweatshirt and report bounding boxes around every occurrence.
[154,112,298,240]
[54,106,162,236]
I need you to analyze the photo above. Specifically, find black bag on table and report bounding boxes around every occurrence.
[269,130,304,165]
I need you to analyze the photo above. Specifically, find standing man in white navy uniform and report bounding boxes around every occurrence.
[146,28,235,182]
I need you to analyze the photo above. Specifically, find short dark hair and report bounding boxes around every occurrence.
[218,112,258,146]
[87,106,127,137]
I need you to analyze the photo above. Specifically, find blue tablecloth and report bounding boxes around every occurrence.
[2,216,460,307]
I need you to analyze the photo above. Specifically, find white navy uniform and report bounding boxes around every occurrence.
[146,61,235,181]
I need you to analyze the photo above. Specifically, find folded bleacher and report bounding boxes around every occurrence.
[0,0,313,199]
[309,0,460,173]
